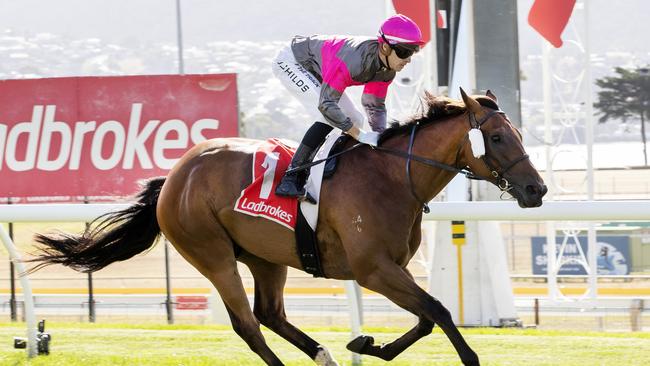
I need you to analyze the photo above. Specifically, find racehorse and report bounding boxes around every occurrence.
[30,89,546,366]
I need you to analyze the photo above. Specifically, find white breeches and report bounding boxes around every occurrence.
[271,45,364,129]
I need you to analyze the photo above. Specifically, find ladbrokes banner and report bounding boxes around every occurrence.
[0,74,238,202]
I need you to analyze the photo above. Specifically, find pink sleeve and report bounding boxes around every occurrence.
[363,81,391,99]
[321,39,352,93]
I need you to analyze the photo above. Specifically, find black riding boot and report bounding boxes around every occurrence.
[275,122,334,202]
[275,142,315,199]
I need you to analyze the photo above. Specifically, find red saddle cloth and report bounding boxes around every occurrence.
[234,138,298,230]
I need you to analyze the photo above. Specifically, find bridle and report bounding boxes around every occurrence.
[376,108,529,212]
[286,107,530,213]
[461,109,530,192]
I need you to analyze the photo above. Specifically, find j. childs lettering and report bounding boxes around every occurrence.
[277,61,310,92]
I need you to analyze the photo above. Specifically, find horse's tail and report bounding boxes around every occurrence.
[29,177,166,273]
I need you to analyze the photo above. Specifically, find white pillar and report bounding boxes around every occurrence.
[542,42,559,302]
[209,288,231,325]
[583,0,598,303]
[0,225,38,357]
[344,280,363,366]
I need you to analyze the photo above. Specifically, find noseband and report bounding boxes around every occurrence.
[465,110,530,192]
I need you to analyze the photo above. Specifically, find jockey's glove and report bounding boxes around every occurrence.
[347,126,380,147]
[358,130,380,146]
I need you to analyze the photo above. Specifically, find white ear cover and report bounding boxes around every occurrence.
[468,128,485,158]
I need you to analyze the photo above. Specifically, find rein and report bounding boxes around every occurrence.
[286,108,530,213]
[285,143,363,175]
[374,124,475,213]
[374,124,473,213]
[377,108,529,212]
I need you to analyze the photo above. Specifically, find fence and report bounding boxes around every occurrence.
[2,201,650,342]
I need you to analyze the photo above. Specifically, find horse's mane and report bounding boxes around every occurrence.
[379,94,499,142]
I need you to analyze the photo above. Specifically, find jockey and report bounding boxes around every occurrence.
[272,14,425,201]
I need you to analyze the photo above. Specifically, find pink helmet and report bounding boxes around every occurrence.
[379,14,425,46]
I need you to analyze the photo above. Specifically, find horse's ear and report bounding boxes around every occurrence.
[423,90,435,104]
[460,87,482,114]
[459,87,469,103]
[486,89,498,103]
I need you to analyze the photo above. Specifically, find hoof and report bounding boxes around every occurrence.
[314,345,339,366]
[346,335,374,354]
[463,354,480,366]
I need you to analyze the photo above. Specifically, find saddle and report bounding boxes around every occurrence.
[321,134,351,179]
[296,133,352,278]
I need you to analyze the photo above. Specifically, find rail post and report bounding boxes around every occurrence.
[630,299,644,332]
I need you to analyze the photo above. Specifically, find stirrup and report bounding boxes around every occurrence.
[275,185,303,197]
[275,173,302,196]
[298,192,317,205]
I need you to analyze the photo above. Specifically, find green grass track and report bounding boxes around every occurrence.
[1,322,648,365]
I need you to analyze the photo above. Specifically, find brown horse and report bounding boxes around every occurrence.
[30,89,546,366]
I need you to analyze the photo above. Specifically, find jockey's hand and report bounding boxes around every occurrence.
[347,126,380,147]
[358,130,380,146]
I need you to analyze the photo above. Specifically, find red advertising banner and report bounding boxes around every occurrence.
[0,74,238,202]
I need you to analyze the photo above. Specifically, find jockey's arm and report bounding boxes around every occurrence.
[361,82,389,132]
[318,84,354,132]
[318,81,381,146]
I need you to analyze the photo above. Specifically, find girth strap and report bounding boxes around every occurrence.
[295,203,325,277]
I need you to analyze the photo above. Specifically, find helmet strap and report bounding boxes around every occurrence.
[385,54,394,71]
[379,43,394,71]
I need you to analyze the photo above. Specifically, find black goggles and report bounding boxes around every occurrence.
[381,33,419,59]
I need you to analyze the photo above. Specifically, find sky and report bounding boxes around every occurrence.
[0,0,384,44]
[1,0,649,167]
[2,0,648,47]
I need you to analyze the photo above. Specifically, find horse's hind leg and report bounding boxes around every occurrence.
[166,227,284,365]
[206,259,284,366]
[240,254,339,366]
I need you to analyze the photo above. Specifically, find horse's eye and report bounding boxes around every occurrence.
[491,135,501,143]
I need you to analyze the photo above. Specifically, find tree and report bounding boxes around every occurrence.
[594,66,650,166]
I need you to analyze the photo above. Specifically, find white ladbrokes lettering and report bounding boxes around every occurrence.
[239,197,294,223]
[0,103,219,171]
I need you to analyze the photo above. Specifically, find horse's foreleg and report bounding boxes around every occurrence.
[346,317,433,361]
[242,254,339,366]
[346,268,434,360]
[354,261,479,366]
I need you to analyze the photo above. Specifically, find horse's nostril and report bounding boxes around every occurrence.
[526,184,548,198]
[526,185,540,196]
